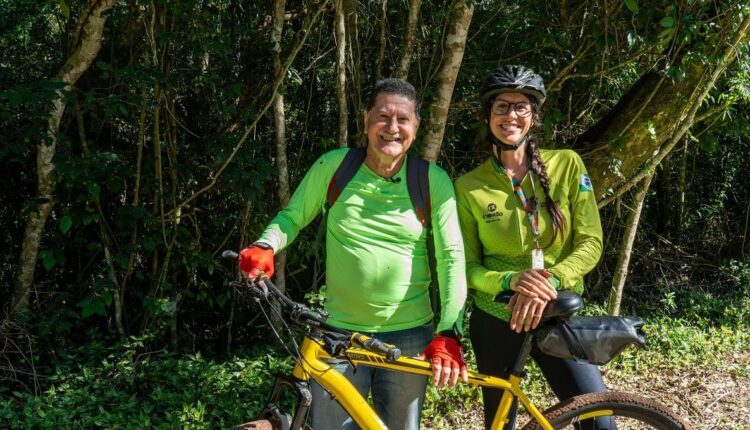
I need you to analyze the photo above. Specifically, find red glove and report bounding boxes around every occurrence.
[238,244,275,279]
[421,335,468,388]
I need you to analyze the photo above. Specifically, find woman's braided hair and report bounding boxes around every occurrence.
[527,100,566,247]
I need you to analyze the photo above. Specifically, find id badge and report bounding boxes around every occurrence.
[531,248,545,269]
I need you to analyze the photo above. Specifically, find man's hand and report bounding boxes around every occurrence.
[418,335,468,388]
[510,269,557,301]
[238,244,275,279]
[507,292,548,333]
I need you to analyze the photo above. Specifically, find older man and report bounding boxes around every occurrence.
[239,78,467,429]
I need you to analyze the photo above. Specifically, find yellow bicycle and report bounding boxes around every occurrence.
[223,252,691,430]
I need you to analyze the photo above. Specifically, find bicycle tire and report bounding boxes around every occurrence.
[232,419,314,430]
[232,420,274,430]
[520,391,692,430]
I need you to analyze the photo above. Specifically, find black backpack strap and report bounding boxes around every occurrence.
[407,154,439,318]
[406,155,431,228]
[326,147,367,211]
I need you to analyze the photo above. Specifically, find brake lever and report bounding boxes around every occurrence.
[246,277,270,301]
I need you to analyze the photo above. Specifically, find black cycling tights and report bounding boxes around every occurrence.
[470,307,617,430]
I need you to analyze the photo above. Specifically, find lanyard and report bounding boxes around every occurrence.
[493,158,545,267]
[492,157,543,248]
[507,170,541,249]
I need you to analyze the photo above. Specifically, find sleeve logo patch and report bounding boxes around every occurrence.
[579,174,593,192]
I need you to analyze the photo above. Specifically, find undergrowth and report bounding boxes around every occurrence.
[1,289,748,429]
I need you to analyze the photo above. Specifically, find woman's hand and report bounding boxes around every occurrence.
[509,269,557,301]
[507,293,548,333]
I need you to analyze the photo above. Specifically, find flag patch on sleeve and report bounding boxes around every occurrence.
[579,174,593,192]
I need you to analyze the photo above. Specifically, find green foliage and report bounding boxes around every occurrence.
[2,0,750,426]
[0,344,292,429]
[3,302,746,429]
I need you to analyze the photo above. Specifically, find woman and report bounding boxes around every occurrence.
[454,65,615,430]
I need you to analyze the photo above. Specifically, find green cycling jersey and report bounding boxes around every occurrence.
[454,149,603,321]
[258,148,467,333]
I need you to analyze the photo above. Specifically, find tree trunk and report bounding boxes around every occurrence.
[272,0,290,294]
[74,92,126,337]
[334,0,348,147]
[608,173,654,316]
[676,138,689,238]
[396,0,422,79]
[578,14,750,207]
[13,0,116,312]
[654,155,672,233]
[375,0,388,82]
[343,0,363,136]
[421,0,474,162]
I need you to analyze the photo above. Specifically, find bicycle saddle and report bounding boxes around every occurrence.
[494,290,583,320]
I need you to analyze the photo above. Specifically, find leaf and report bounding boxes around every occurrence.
[161,299,177,315]
[58,0,70,20]
[658,27,676,45]
[624,0,638,13]
[81,300,106,318]
[660,16,675,28]
[627,32,638,47]
[8,89,25,106]
[41,250,56,271]
[59,215,73,234]
[87,182,101,199]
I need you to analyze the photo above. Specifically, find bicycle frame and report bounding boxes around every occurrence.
[288,334,555,430]
[224,268,685,430]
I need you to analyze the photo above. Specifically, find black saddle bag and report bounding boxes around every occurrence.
[535,316,647,365]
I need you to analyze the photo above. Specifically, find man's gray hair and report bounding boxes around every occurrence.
[368,78,420,120]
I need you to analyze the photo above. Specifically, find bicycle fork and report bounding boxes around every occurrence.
[257,375,312,430]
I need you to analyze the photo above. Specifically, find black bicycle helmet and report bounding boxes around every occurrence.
[480,65,546,106]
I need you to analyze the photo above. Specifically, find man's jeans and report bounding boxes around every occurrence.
[310,323,433,430]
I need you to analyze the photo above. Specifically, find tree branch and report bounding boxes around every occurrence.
[166,2,327,218]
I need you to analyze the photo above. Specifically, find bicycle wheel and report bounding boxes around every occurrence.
[232,420,274,430]
[232,419,314,430]
[520,392,692,430]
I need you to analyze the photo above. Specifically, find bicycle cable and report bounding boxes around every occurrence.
[255,286,337,375]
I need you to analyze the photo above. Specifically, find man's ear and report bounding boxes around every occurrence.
[363,109,369,129]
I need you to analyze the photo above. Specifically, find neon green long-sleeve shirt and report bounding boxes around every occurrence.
[258,148,467,333]
[454,149,602,321]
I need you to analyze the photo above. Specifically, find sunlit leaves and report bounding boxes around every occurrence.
[57,0,70,21]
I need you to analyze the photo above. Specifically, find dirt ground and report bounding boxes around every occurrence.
[604,352,750,430]
[428,351,750,429]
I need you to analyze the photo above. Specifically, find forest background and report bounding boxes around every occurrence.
[1,0,750,428]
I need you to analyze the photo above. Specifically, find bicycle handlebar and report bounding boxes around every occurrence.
[223,250,402,361]
[352,333,401,361]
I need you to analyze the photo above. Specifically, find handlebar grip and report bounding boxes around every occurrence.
[352,334,401,362]
[222,250,239,260]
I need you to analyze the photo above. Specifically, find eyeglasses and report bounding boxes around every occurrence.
[491,99,533,118]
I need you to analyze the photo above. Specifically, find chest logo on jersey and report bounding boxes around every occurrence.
[482,202,503,223]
